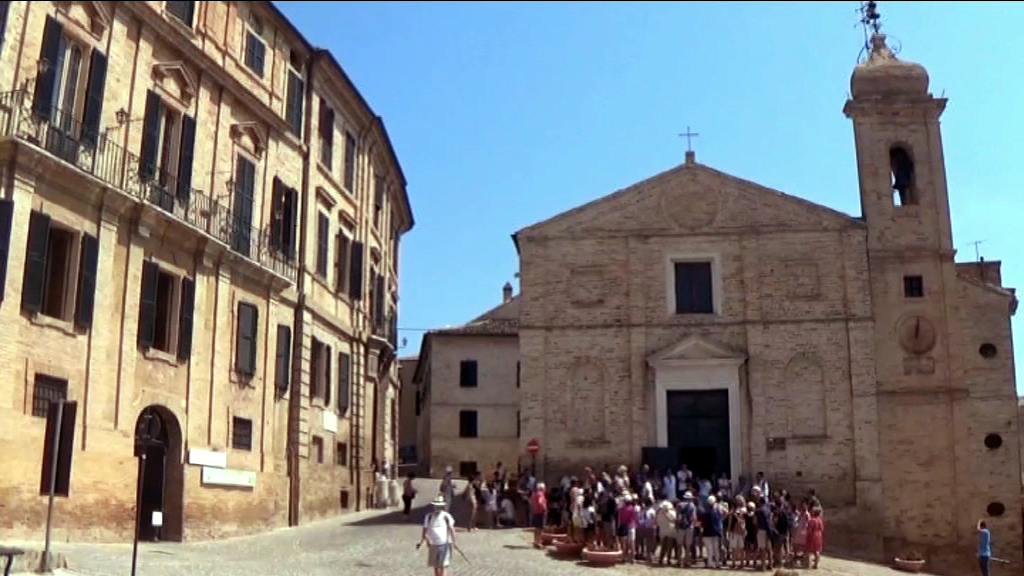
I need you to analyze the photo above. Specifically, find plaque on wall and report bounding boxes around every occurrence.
[766,437,787,452]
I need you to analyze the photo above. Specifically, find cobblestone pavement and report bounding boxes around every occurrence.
[10,481,931,576]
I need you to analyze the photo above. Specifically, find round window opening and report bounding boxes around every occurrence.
[979,343,998,359]
[987,502,1005,517]
[984,434,1003,449]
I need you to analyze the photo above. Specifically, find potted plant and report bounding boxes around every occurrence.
[894,550,925,573]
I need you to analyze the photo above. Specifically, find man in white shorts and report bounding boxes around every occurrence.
[418,495,456,576]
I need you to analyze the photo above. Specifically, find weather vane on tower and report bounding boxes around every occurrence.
[859,1,882,37]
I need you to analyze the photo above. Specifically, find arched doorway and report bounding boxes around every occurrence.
[134,405,184,542]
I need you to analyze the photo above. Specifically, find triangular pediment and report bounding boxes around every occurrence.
[230,122,266,157]
[516,161,863,239]
[647,335,746,367]
[152,61,198,105]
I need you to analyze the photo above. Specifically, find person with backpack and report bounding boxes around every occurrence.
[418,495,457,576]
[676,491,698,567]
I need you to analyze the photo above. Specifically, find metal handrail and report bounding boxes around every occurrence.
[0,89,298,281]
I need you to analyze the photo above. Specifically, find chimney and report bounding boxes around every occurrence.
[502,282,513,303]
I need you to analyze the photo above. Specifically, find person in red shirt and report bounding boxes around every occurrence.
[530,483,549,548]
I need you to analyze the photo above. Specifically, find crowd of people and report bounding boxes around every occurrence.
[428,462,827,571]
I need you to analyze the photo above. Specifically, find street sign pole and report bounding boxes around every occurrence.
[41,399,64,572]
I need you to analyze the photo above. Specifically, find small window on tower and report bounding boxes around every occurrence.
[903,275,924,298]
[890,146,917,206]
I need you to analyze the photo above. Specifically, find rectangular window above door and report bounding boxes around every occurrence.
[673,261,714,314]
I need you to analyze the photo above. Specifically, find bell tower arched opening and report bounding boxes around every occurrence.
[889,145,917,206]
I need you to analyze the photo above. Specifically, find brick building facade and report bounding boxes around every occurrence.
[513,32,1020,574]
[414,284,520,479]
[0,1,412,543]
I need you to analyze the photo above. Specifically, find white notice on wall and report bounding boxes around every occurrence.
[152,511,163,527]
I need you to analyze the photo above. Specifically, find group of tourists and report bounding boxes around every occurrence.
[449,462,826,570]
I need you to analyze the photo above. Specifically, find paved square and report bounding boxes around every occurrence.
[9,483,928,576]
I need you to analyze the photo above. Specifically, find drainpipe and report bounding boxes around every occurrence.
[287,50,318,528]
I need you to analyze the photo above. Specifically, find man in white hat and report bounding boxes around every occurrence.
[418,495,456,576]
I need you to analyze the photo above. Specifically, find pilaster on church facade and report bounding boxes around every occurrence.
[0,0,412,544]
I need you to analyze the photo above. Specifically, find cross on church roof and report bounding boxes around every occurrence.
[679,126,700,152]
[679,127,699,164]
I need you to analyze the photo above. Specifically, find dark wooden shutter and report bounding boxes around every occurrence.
[339,352,350,414]
[460,361,478,388]
[316,213,329,276]
[0,198,14,302]
[138,90,163,179]
[232,156,255,255]
[81,49,108,147]
[136,260,159,348]
[284,187,298,260]
[349,241,364,300]
[166,1,195,25]
[73,233,99,329]
[235,302,258,376]
[333,232,347,292]
[324,346,332,405]
[269,177,283,251]
[32,16,63,121]
[177,114,196,202]
[373,273,385,326]
[275,325,291,393]
[21,210,51,313]
[286,71,304,135]
[0,1,11,48]
[245,33,265,76]
[343,132,356,190]
[177,276,195,360]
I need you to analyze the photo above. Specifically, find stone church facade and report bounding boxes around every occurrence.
[514,32,1021,573]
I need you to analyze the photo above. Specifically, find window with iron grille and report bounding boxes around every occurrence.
[32,374,68,418]
[232,416,253,451]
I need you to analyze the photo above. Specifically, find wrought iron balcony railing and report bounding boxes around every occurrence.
[0,90,297,281]
[372,311,398,351]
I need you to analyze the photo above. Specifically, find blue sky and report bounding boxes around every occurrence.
[276,1,1024,392]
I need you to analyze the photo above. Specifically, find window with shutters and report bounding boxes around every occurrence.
[285,69,304,136]
[338,351,351,414]
[311,338,332,403]
[242,12,266,78]
[32,374,68,418]
[335,442,348,467]
[138,90,196,205]
[459,360,478,388]
[672,260,715,314]
[231,417,253,451]
[165,1,195,27]
[318,98,334,169]
[269,178,298,260]
[136,260,195,361]
[274,324,292,396]
[343,131,357,192]
[316,211,330,279]
[234,301,259,376]
[459,410,478,438]
[30,16,111,163]
[373,173,385,229]
[311,435,324,464]
[231,154,257,256]
[20,211,100,329]
[334,228,352,295]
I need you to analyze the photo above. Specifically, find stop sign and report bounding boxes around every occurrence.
[526,438,541,454]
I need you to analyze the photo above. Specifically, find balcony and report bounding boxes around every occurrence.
[0,90,298,282]
[371,311,399,352]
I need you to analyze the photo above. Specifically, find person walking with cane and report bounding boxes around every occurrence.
[418,495,457,576]
[977,520,992,576]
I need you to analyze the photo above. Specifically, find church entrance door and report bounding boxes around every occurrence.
[666,390,730,479]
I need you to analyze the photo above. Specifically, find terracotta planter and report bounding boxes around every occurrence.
[540,532,566,545]
[894,558,926,573]
[582,547,623,565]
[550,540,584,557]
